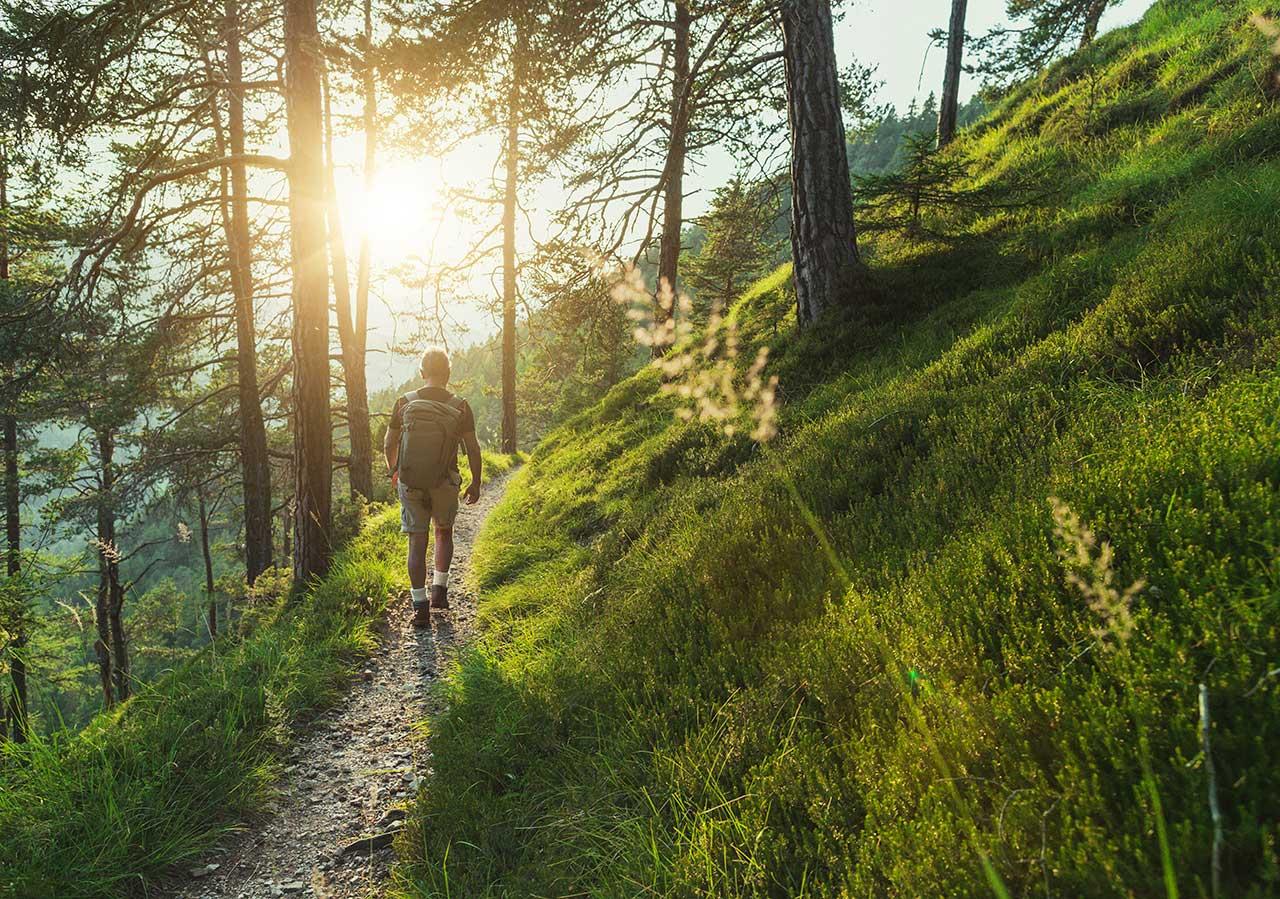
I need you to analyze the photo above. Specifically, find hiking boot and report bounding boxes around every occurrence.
[429,585,450,610]
[411,603,432,628]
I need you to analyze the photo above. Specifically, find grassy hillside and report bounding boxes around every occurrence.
[394,3,1280,896]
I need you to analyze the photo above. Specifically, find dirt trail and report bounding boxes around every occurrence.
[163,476,507,899]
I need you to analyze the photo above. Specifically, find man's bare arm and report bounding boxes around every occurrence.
[462,431,482,504]
[384,425,399,475]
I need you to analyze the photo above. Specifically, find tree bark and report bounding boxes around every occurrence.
[284,0,334,586]
[103,439,129,703]
[198,489,216,638]
[222,0,274,584]
[4,410,26,742]
[281,506,292,562]
[350,0,376,500]
[937,0,968,148]
[1079,0,1107,49]
[781,0,872,327]
[94,428,117,709]
[2,148,26,742]
[323,71,373,501]
[355,0,376,350]
[654,0,691,355]
[500,30,522,455]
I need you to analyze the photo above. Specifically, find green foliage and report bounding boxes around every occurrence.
[518,261,638,436]
[972,0,1123,82]
[846,92,989,177]
[852,132,1044,238]
[393,2,1280,896]
[683,176,785,319]
[0,507,407,898]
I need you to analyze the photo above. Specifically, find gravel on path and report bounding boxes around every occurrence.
[160,476,507,899]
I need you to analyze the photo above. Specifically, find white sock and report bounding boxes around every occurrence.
[432,569,449,588]
[410,586,428,606]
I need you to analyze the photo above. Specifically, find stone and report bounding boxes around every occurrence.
[337,831,396,856]
[375,808,407,827]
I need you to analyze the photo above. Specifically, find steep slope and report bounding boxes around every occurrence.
[395,2,1280,896]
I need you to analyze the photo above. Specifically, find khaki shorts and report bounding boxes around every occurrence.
[398,472,462,534]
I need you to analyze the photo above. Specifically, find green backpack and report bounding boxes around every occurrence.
[397,391,465,490]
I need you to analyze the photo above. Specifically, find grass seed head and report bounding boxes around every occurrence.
[1050,498,1143,650]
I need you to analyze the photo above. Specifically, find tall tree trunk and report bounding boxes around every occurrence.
[94,428,116,709]
[781,0,871,327]
[1,148,26,742]
[284,0,333,586]
[322,72,373,501]
[1079,0,1107,49]
[222,0,274,584]
[198,489,216,638]
[937,0,968,148]
[281,506,292,562]
[500,32,522,455]
[654,0,691,355]
[4,410,26,743]
[108,553,128,702]
[352,0,375,487]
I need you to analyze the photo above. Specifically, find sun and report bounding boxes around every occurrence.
[338,161,442,260]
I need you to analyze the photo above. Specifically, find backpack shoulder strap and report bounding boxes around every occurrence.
[396,391,417,425]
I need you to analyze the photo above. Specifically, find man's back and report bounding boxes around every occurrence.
[391,386,475,479]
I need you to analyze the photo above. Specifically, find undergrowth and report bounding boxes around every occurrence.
[394,2,1280,896]
[0,506,408,898]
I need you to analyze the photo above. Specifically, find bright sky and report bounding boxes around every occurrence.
[341,0,1155,388]
[846,0,1151,112]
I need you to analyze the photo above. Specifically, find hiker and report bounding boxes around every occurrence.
[384,348,482,626]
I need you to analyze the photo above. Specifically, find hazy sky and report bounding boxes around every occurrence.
[351,0,1155,386]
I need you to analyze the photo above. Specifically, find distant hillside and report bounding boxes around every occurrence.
[394,1,1280,896]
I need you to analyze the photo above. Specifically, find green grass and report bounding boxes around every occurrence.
[473,449,522,486]
[392,2,1280,896]
[0,506,408,898]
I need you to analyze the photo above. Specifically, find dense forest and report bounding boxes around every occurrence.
[3,0,1279,896]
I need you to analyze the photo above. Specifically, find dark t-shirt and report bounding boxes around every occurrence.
[388,387,475,475]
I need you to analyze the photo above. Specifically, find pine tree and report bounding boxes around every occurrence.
[684,177,782,319]
[973,0,1119,81]
[386,0,614,453]
[566,1,784,351]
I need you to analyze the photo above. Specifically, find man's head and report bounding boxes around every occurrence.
[420,348,451,385]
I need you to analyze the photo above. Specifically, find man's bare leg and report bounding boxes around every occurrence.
[431,526,454,609]
[408,533,431,626]
[408,533,429,589]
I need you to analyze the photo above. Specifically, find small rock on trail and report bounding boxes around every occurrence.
[160,477,508,899]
